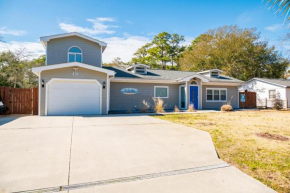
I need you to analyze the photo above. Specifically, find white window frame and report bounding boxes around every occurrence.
[68,46,83,63]
[179,85,187,109]
[206,88,227,102]
[269,90,276,99]
[154,86,169,98]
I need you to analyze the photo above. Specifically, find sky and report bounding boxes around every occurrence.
[0,0,289,63]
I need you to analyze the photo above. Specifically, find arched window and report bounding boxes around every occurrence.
[68,46,82,62]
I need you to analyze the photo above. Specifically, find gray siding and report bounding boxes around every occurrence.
[110,82,179,112]
[202,85,239,109]
[47,36,102,67]
[40,67,108,115]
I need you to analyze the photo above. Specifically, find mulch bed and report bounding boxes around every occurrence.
[256,132,289,141]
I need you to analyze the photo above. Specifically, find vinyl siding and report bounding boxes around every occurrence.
[40,67,107,115]
[110,82,179,112]
[46,36,102,67]
[202,85,239,109]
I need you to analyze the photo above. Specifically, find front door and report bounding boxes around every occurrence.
[190,86,198,109]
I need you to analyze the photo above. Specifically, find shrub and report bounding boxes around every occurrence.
[221,104,233,111]
[187,103,195,112]
[140,100,150,113]
[174,105,180,112]
[153,98,165,113]
[272,92,283,110]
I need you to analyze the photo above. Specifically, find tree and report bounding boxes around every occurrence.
[131,32,185,70]
[266,0,290,24]
[103,57,130,67]
[151,32,171,70]
[0,50,45,88]
[169,34,185,69]
[179,25,289,81]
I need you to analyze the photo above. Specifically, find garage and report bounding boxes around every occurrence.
[46,79,101,115]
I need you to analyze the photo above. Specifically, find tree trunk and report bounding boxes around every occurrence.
[162,61,166,70]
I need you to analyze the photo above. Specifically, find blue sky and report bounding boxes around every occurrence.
[0,0,289,62]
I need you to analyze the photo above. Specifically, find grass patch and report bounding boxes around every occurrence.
[152,110,290,193]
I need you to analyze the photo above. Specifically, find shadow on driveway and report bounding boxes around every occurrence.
[0,115,24,126]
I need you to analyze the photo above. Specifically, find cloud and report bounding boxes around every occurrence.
[265,24,283,32]
[237,13,252,23]
[0,27,26,36]
[59,17,117,35]
[101,35,150,63]
[0,41,44,59]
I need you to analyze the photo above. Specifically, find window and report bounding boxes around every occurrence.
[211,71,219,78]
[269,90,276,99]
[154,86,169,98]
[68,46,82,62]
[135,67,145,74]
[206,88,227,102]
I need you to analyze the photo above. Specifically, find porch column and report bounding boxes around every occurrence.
[186,81,189,109]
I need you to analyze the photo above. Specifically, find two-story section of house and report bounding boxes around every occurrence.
[32,32,243,116]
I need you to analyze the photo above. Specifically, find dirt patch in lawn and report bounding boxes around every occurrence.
[256,132,289,141]
[195,122,215,126]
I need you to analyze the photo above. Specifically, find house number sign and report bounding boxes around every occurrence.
[121,88,138,95]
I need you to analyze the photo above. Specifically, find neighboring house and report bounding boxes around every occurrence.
[32,32,243,116]
[239,78,290,108]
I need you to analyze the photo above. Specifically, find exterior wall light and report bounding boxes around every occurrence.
[42,79,44,88]
[103,81,106,89]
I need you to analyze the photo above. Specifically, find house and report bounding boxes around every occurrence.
[239,78,290,108]
[32,32,244,116]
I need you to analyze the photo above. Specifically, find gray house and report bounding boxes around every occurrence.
[32,32,243,116]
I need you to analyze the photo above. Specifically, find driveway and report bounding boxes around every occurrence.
[0,115,275,193]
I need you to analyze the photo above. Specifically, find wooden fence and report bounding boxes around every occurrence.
[0,87,38,115]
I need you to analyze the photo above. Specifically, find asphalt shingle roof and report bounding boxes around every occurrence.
[103,66,243,83]
[253,78,290,87]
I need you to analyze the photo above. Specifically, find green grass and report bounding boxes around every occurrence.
[153,110,290,193]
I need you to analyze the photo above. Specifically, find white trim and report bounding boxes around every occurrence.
[111,78,179,84]
[45,78,102,116]
[237,87,239,109]
[40,32,107,48]
[200,82,203,109]
[106,75,110,114]
[198,69,223,74]
[100,46,103,68]
[206,88,227,102]
[67,46,83,63]
[202,82,242,86]
[154,86,169,98]
[38,72,41,116]
[32,62,115,76]
[245,78,287,88]
[189,85,200,109]
[179,85,186,109]
[177,74,209,82]
[126,64,150,71]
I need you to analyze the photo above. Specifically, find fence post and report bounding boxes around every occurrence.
[265,98,267,109]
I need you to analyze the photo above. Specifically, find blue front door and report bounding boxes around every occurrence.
[190,86,198,109]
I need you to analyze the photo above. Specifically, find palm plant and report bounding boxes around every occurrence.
[267,0,290,24]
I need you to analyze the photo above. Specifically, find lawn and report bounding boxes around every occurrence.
[153,110,290,193]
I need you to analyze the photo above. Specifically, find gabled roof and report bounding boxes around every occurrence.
[198,69,223,74]
[126,64,150,71]
[32,62,115,76]
[247,78,290,88]
[40,32,107,50]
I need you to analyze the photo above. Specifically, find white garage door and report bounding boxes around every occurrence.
[47,79,101,115]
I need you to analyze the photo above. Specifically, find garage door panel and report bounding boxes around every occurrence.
[47,80,101,115]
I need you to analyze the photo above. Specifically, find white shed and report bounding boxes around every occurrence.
[239,78,290,108]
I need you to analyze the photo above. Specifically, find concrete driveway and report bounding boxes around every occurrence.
[0,115,275,193]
